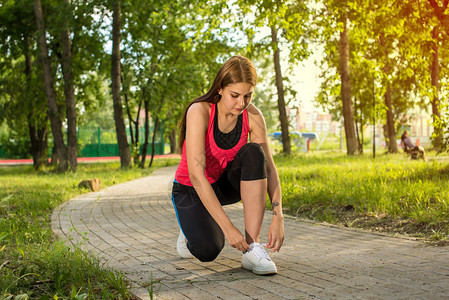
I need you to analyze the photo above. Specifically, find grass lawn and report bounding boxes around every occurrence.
[275,151,449,244]
[0,158,179,299]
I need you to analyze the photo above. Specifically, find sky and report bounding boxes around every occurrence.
[226,1,327,114]
[251,25,325,114]
[290,50,324,113]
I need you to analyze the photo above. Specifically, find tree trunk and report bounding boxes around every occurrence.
[134,100,142,144]
[24,35,48,169]
[271,26,291,155]
[354,97,363,154]
[60,0,78,171]
[339,14,358,155]
[49,146,57,165]
[384,85,397,153]
[139,97,150,168]
[148,94,165,168]
[133,99,143,165]
[360,106,364,154]
[34,0,68,171]
[111,0,131,168]
[123,81,141,166]
[379,33,397,153]
[122,73,135,146]
[169,129,177,154]
[29,123,48,169]
[431,25,442,151]
[148,116,159,168]
[382,124,389,150]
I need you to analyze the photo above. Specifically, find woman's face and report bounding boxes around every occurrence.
[218,82,255,115]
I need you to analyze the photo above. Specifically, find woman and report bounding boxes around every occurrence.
[171,55,284,275]
[400,130,427,161]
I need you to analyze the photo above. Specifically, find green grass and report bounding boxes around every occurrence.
[0,158,180,299]
[274,152,449,242]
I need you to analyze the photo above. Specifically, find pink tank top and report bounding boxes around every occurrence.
[175,103,250,186]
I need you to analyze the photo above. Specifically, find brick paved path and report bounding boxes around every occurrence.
[51,166,449,300]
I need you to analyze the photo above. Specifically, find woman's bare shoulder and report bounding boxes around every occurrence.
[187,102,211,125]
[188,101,210,113]
[247,103,265,122]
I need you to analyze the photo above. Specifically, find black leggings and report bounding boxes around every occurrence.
[171,143,267,262]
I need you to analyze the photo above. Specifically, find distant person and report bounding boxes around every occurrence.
[401,130,426,161]
[171,55,284,275]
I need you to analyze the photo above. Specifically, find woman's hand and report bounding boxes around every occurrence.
[266,214,284,252]
[224,225,250,252]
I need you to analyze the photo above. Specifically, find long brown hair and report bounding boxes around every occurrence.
[178,55,257,151]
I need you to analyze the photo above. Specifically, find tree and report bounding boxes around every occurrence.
[271,26,291,154]
[25,33,49,167]
[236,0,312,155]
[339,12,358,155]
[430,25,442,151]
[111,0,131,168]
[315,0,439,156]
[426,0,449,152]
[34,0,68,171]
[398,0,448,151]
[379,32,397,153]
[315,0,362,155]
[426,0,449,150]
[428,0,449,31]
[60,0,78,171]
[0,0,49,168]
[121,63,142,165]
[119,0,234,167]
[5,0,237,169]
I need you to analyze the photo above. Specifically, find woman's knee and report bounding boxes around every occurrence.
[239,143,267,181]
[240,143,265,161]
[189,240,223,262]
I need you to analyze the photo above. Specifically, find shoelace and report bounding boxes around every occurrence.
[248,243,270,260]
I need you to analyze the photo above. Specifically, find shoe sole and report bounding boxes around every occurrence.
[242,261,277,275]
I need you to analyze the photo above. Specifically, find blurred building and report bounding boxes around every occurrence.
[290,106,435,148]
[292,108,341,136]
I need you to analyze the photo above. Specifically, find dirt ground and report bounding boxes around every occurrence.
[294,204,449,246]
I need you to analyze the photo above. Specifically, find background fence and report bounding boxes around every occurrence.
[78,127,165,157]
[0,125,165,159]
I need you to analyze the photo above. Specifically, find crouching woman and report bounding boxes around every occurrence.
[171,55,284,275]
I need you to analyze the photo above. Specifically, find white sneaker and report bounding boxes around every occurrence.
[176,229,193,259]
[242,242,277,275]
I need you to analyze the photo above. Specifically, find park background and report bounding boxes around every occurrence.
[1,0,449,298]
[1,0,448,167]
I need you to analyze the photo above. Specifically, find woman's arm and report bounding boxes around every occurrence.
[185,103,250,251]
[247,104,285,252]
